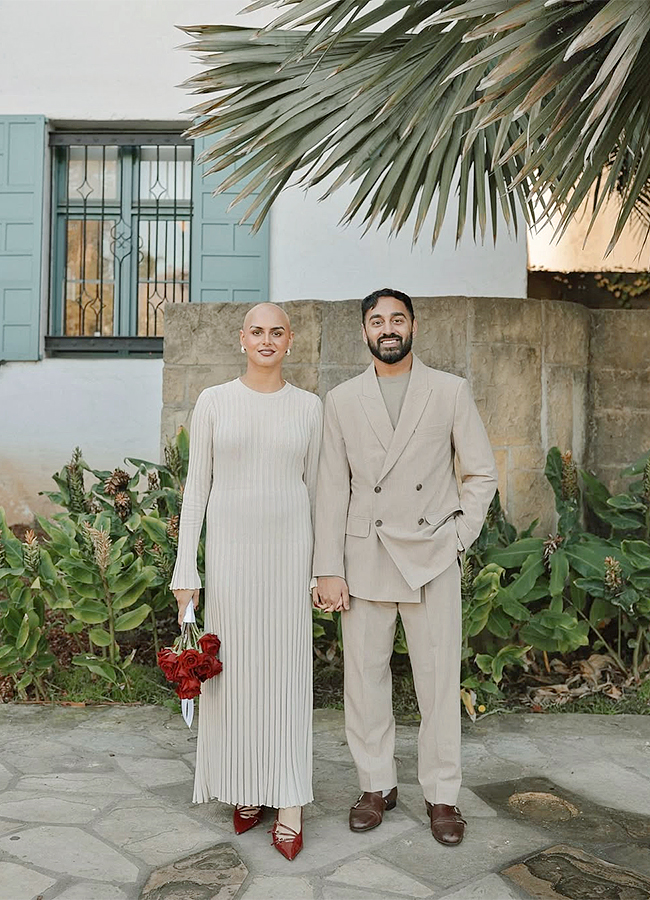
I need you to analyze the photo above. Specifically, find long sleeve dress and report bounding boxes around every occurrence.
[170,378,323,808]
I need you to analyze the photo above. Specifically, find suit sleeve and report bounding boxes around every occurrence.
[312,391,351,580]
[452,378,498,551]
[169,389,214,591]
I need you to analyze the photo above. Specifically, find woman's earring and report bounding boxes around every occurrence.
[286,347,291,356]
[240,345,246,354]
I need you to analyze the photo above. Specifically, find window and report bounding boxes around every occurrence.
[49,133,192,346]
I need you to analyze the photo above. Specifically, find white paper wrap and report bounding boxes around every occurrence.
[181,601,196,729]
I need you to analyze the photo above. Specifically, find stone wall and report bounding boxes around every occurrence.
[163,297,649,534]
[589,310,650,494]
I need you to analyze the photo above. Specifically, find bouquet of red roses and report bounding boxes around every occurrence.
[157,609,222,703]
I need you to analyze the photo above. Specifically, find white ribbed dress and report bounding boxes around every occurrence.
[170,378,322,807]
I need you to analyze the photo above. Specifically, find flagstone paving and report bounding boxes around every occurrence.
[0,704,649,899]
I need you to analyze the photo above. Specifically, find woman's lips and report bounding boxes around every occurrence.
[258,349,275,355]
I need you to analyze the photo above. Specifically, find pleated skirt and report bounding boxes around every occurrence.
[193,494,314,808]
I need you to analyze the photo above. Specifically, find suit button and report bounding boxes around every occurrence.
[416,484,422,491]
[375,519,383,527]
[374,485,382,493]
[418,517,425,525]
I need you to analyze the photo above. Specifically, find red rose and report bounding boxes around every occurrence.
[157,648,180,682]
[198,633,221,656]
[195,653,223,682]
[175,676,202,699]
[176,648,202,677]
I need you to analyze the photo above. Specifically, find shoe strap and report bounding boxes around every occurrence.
[236,804,262,818]
[272,821,300,841]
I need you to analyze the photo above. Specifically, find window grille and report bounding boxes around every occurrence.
[50,135,192,340]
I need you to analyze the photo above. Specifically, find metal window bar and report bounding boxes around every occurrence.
[51,137,192,338]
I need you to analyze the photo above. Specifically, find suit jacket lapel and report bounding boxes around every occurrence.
[359,363,394,452]
[379,355,432,481]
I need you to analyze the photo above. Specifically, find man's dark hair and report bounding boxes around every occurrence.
[361,288,415,323]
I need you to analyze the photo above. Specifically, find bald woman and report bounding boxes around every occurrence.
[170,303,323,860]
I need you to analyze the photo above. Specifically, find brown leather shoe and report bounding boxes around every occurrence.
[349,787,398,832]
[425,802,466,845]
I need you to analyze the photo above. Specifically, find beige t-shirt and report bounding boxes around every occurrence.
[378,370,411,429]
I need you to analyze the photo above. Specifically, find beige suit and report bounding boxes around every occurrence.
[313,355,497,803]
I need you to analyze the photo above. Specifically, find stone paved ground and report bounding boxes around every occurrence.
[0,705,649,900]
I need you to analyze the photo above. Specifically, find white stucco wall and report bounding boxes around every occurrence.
[0,359,163,523]
[1,0,527,523]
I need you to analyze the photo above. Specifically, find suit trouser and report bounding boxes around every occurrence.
[341,559,462,806]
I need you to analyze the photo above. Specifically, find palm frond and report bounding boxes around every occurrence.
[182,0,650,251]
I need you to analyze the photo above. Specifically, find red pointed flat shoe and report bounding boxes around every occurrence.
[271,810,303,861]
[233,804,264,835]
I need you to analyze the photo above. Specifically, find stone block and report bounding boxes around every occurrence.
[95,800,226,867]
[593,368,650,412]
[164,302,203,365]
[375,816,548,890]
[472,296,542,345]
[0,825,140,882]
[549,760,650,817]
[55,884,130,900]
[185,365,242,406]
[589,410,650,472]
[282,298,322,365]
[543,301,590,367]
[411,296,469,375]
[321,299,370,366]
[508,468,555,536]
[113,757,193,788]
[0,790,112,824]
[242,876,315,899]
[545,365,587,459]
[322,887,404,900]
[326,856,433,898]
[0,861,55,900]
[0,761,13,790]
[492,448,508,506]
[439,874,521,899]
[510,445,546,471]
[15,772,137,795]
[161,365,186,408]
[471,343,542,447]
[284,364,319,394]
[313,757,363,814]
[319,365,367,397]
[590,309,650,370]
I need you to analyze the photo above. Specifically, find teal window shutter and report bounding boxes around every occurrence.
[191,135,270,303]
[0,116,46,360]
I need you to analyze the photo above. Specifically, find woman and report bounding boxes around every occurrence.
[170,303,322,860]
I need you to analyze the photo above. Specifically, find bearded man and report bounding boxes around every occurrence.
[312,289,497,845]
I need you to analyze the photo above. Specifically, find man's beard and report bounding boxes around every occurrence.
[367,332,413,364]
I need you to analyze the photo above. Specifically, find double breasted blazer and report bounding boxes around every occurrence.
[313,355,498,602]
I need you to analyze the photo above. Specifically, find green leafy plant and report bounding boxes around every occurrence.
[0,512,57,698]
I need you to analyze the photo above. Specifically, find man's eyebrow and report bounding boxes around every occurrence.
[249,324,286,330]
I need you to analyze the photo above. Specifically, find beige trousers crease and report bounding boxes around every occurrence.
[342,559,462,806]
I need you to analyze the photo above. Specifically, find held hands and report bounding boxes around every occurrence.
[312,576,350,613]
[173,589,200,627]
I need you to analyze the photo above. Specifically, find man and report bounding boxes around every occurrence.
[312,289,497,845]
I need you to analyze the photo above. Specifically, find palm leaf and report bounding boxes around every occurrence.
[181,0,650,251]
